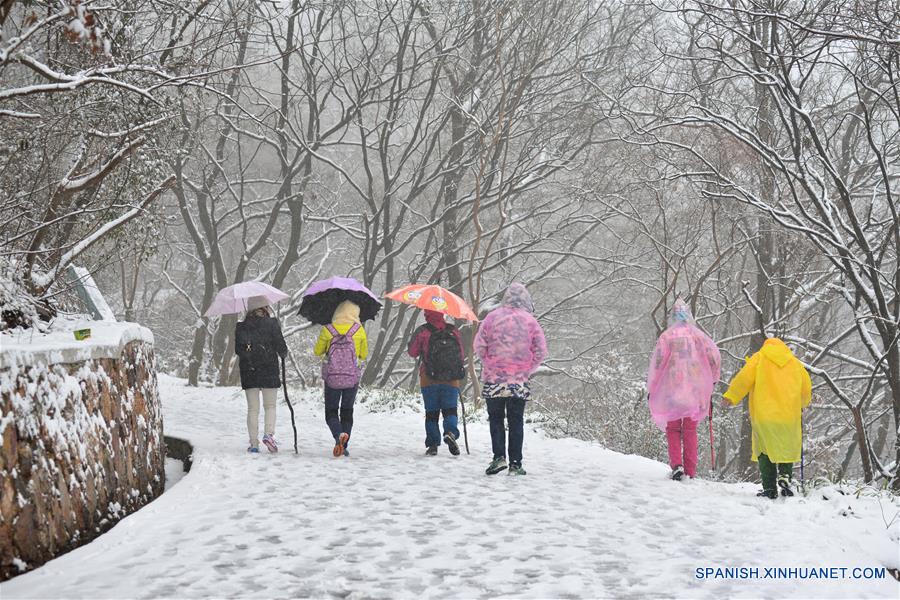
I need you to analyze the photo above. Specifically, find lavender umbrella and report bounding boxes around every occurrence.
[299,277,382,325]
[204,282,289,317]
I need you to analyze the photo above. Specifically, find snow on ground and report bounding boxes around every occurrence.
[164,458,186,491]
[3,375,898,599]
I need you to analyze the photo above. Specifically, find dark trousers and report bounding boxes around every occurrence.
[486,396,526,465]
[758,453,793,492]
[325,385,358,444]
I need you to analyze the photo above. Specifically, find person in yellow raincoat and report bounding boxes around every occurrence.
[723,337,812,499]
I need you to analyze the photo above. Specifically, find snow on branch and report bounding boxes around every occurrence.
[32,176,175,290]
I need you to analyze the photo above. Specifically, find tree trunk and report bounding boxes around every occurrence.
[187,323,208,386]
[850,406,874,483]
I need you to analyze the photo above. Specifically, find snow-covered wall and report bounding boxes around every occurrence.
[0,323,163,581]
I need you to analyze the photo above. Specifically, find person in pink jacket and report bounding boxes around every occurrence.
[646,299,721,481]
[474,283,547,476]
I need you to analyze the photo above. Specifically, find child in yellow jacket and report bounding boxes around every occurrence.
[724,337,812,499]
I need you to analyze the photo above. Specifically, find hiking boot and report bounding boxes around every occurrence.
[333,433,349,457]
[485,457,508,475]
[443,432,460,456]
[777,475,794,497]
[508,463,527,476]
[671,465,685,481]
[425,446,438,456]
[757,489,778,499]
[262,434,278,453]
[247,446,260,454]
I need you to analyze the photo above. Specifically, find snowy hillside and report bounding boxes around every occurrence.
[2,375,898,599]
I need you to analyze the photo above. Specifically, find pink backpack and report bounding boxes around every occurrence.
[321,324,361,389]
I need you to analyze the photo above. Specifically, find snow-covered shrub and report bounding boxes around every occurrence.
[355,387,423,415]
[532,354,667,460]
[0,264,41,332]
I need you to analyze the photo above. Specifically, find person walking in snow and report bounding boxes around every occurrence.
[235,296,288,453]
[474,283,547,476]
[314,300,368,457]
[646,299,721,481]
[407,309,466,456]
[723,336,812,498]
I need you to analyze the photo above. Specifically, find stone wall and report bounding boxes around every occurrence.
[0,338,164,581]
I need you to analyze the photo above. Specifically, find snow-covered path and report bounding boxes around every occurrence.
[3,375,898,599]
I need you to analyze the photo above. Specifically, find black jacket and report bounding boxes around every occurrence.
[235,315,288,389]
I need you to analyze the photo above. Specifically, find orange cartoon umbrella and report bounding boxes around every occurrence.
[384,284,478,321]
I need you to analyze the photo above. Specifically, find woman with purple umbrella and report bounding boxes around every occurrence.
[300,277,382,458]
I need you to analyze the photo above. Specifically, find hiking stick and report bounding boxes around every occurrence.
[800,414,805,493]
[280,356,298,454]
[460,391,470,454]
[708,399,716,471]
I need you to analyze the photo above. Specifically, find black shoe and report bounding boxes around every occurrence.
[671,465,685,481]
[443,432,460,456]
[757,489,778,499]
[777,475,794,497]
[343,448,350,457]
[425,446,438,456]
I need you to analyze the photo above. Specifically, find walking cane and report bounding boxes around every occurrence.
[800,415,805,493]
[280,356,299,454]
[708,398,716,471]
[460,392,470,455]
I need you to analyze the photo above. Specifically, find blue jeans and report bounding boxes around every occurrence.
[421,384,460,447]
[486,396,526,464]
[324,385,357,444]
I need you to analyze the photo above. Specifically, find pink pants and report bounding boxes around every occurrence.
[666,418,698,477]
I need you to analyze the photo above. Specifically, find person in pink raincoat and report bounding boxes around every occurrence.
[646,299,721,481]
[474,283,547,476]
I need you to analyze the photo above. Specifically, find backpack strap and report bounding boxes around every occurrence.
[347,323,361,337]
[325,324,339,337]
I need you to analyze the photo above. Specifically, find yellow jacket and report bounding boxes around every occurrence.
[724,338,812,463]
[314,323,368,360]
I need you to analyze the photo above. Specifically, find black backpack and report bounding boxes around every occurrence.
[424,324,466,381]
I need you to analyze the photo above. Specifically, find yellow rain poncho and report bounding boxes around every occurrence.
[724,338,812,463]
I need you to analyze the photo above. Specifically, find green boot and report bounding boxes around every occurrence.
[485,457,508,475]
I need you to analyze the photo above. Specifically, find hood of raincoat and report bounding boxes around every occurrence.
[670,298,693,325]
[501,283,534,313]
[424,309,447,329]
[332,300,362,326]
[761,337,793,367]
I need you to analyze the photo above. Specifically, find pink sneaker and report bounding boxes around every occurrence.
[262,434,279,453]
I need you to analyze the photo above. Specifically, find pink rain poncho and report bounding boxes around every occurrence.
[474,284,548,384]
[646,300,721,431]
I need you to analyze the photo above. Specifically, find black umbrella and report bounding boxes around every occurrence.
[298,277,382,325]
